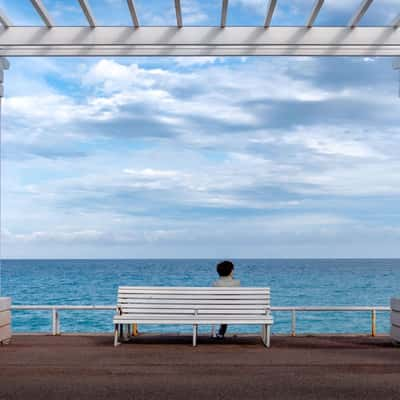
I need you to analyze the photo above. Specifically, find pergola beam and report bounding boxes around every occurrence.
[175,0,183,28]
[78,0,97,28]
[127,0,139,28]
[30,0,54,28]
[348,0,373,28]
[0,8,12,28]
[221,0,228,28]
[264,0,277,28]
[0,27,399,57]
[306,0,324,28]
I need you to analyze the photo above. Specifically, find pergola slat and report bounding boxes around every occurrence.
[392,14,400,29]
[30,0,54,28]
[127,0,139,28]
[221,0,228,28]
[264,0,277,28]
[306,0,324,28]
[348,0,373,28]
[0,8,12,28]
[78,0,97,28]
[175,0,183,28]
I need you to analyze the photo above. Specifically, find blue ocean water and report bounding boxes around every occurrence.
[1,259,399,335]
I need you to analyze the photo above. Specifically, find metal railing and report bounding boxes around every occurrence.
[12,305,115,336]
[272,306,390,337]
[11,305,391,336]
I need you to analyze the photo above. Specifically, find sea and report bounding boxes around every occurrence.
[1,259,399,335]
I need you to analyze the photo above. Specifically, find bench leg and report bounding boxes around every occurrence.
[122,324,129,341]
[261,324,271,348]
[267,324,271,348]
[114,324,120,347]
[211,325,216,338]
[193,324,198,347]
[261,325,265,345]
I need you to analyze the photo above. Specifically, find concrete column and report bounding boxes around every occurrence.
[0,297,11,344]
[391,298,400,344]
[0,58,10,345]
[0,57,9,96]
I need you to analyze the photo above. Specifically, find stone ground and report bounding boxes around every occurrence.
[0,334,399,400]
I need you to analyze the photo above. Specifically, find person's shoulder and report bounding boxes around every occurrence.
[213,278,240,287]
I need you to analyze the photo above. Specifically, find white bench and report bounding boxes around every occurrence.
[113,286,273,347]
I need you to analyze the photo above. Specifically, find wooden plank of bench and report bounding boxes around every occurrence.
[119,304,269,309]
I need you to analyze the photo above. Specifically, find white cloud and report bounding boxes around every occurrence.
[173,57,224,67]
[2,56,400,257]
[282,126,387,159]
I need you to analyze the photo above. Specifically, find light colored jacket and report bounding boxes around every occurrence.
[212,276,240,287]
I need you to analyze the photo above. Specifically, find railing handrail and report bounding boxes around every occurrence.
[272,306,390,311]
[11,305,391,311]
[12,305,115,310]
[10,304,392,337]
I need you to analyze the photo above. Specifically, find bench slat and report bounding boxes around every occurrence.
[114,317,273,324]
[118,294,268,300]
[119,291,268,296]
[120,309,269,315]
[119,287,269,291]
[118,299,269,305]
[119,304,269,310]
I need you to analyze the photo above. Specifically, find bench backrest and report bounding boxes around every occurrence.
[117,286,270,317]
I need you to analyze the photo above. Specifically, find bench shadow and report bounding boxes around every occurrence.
[120,334,262,346]
[85,334,395,350]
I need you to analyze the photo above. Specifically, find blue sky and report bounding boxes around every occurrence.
[1,0,400,258]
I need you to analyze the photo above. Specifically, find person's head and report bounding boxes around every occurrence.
[216,260,234,277]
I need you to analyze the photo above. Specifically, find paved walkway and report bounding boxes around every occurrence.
[0,334,399,399]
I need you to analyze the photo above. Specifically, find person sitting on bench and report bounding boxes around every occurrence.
[212,260,240,339]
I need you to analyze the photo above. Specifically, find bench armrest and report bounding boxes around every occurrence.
[116,306,122,315]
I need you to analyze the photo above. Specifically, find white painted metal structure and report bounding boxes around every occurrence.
[78,0,97,28]
[113,287,273,347]
[0,0,398,56]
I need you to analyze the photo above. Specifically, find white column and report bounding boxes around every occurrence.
[393,58,400,97]
[0,57,9,97]
[0,59,10,345]
[0,297,11,344]
[391,298,400,344]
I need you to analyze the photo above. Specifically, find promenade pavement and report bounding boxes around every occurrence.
[0,334,399,399]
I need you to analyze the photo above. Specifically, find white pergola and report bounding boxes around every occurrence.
[0,0,398,57]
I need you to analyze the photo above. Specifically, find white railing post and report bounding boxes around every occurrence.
[52,308,56,335]
[291,309,296,336]
[52,307,60,336]
[371,309,376,337]
[56,309,60,335]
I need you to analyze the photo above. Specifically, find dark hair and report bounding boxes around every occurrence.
[216,260,234,277]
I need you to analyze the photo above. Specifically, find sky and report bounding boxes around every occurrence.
[0,0,400,259]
